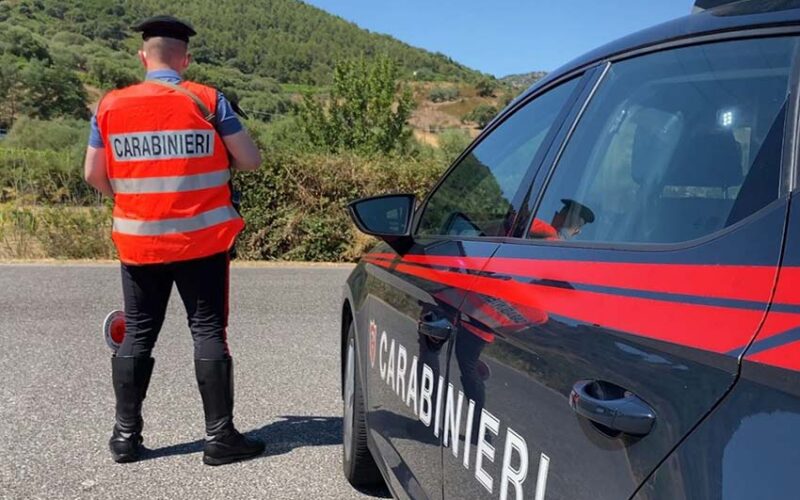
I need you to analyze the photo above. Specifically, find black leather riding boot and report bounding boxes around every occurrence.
[109,356,155,463]
[195,358,265,466]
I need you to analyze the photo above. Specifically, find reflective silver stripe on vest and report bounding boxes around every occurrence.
[110,169,230,194]
[113,206,239,236]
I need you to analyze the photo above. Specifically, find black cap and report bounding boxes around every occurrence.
[560,199,595,224]
[132,15,196,43]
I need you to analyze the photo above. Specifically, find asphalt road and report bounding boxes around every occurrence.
[0,263,389,500]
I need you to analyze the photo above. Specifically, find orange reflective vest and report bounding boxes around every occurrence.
[529,218,559,240]
[96,80,244,265]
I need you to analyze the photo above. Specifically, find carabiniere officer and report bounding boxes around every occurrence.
[83,15,265,465]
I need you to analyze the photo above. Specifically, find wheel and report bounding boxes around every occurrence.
[343,322,384,488]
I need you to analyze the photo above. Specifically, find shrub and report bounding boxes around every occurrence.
[0,146,94,205]
[463,104,499,129]
[499,91,517,108]
[238,93,293,122]
[413,68,435,81]
[438,128,472,164]
[0,204,40,258]
[249,115,314,154]
[0,108,451,261]
[35,206,115,259]
[51,31,91,46]
[0,147,446,261]
[50,43,88,72]
[0,204,114,259]
[475,77,497,97]
[428,86,459,103]
[4,116,88,153]
[235,150,444,261]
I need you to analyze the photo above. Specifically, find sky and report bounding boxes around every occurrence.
[302,0,697,76]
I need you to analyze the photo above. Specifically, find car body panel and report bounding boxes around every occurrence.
[632,360,800,500]
[440,197,789,500]
[633,193,800,500]
[359,239,501,499]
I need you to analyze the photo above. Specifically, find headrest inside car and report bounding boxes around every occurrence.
[630,109,684,185]
[661,129,743,188]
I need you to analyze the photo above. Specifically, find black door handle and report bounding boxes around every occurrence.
[418,315,453,341]
[569,380,656,436]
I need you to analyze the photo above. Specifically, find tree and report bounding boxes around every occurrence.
[499,91,516,108]
[20,60,89,120]
[89,57,138,89]
[1,26,51,62]
[475,77,497,97]
[0,55,25,128]
[299,56,416,155]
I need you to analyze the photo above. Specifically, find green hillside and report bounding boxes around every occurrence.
[0,0,487,126]
[0,0,482,84]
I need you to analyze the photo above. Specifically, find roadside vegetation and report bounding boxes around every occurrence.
[0,0,545,261]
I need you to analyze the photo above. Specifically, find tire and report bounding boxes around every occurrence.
[342,322,384,488]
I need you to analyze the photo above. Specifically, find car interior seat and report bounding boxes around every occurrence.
[645,128,743,243]
[622,110,684,243]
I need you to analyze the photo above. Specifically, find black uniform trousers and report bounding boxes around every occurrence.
[117,251,230,360]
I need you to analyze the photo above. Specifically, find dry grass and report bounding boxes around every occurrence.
[413,129,440,147]
[0,232,47,259]
[0,205,116,260]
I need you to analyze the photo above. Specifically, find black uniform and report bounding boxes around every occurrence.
[118,251,230,360]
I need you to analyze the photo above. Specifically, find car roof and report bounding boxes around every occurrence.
[520,0,800,101]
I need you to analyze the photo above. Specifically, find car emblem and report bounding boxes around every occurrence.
[369,320,378,368]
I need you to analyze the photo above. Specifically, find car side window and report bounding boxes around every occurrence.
[528,37,797,244]
[416,78,579,238]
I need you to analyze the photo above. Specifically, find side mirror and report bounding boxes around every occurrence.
[347,194,416,254]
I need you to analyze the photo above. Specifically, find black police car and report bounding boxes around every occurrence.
[340,1,800,498]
